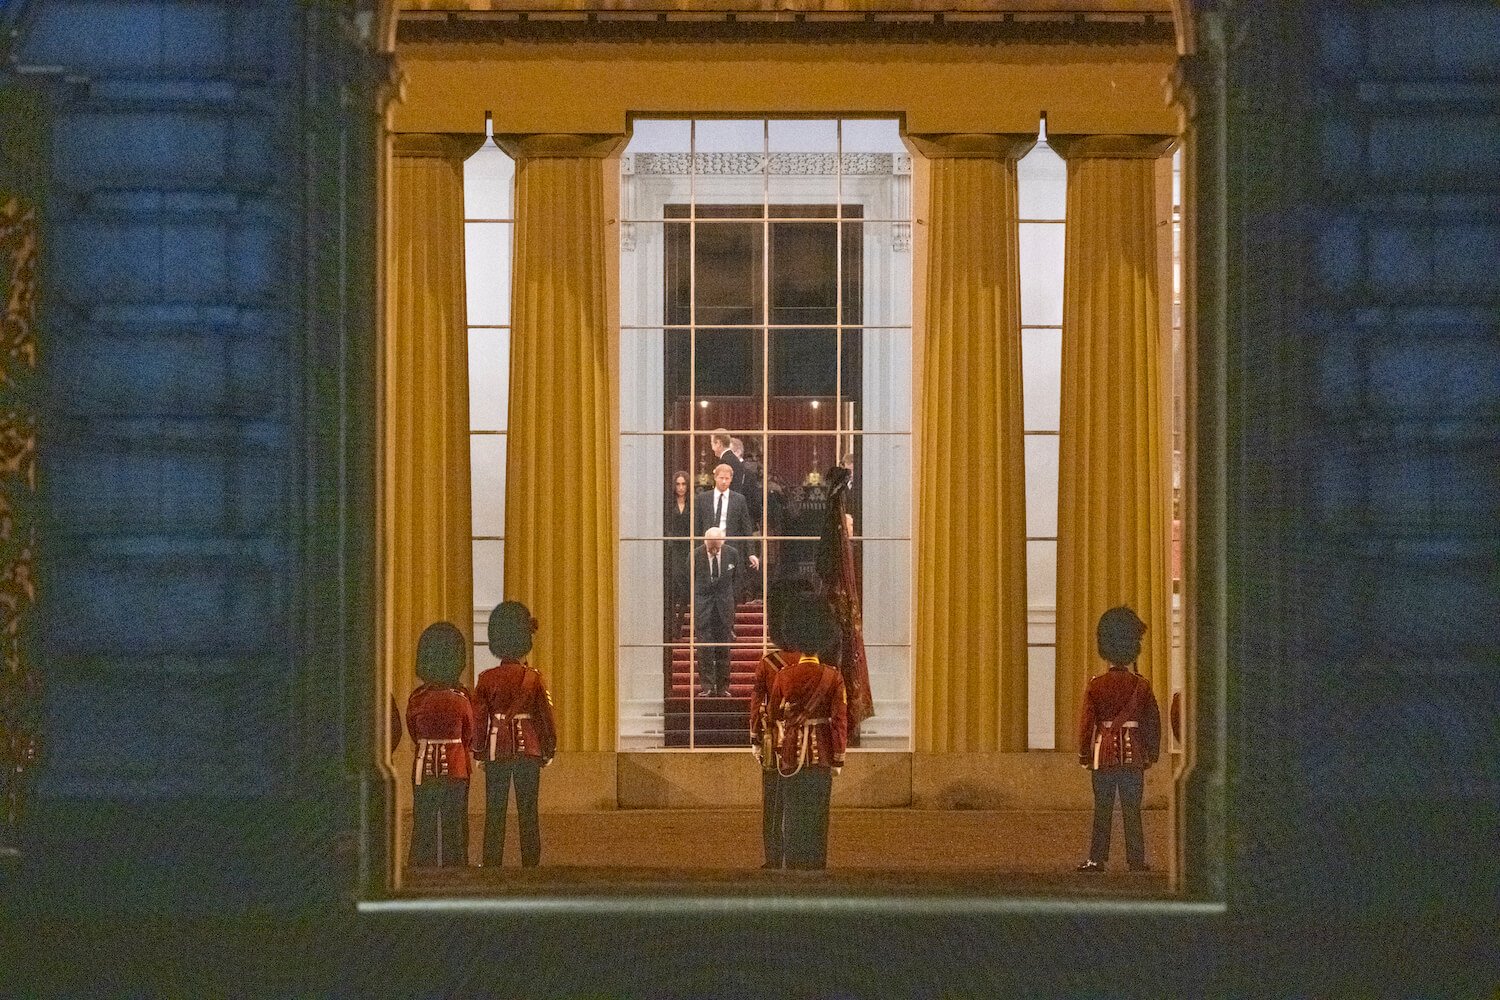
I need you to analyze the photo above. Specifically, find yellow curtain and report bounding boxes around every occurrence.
[1051,134,1177,753]
[385,133,482,718]
[495,133,624,753]
[906,133,1034,753]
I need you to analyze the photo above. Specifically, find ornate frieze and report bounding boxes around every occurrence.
[619,149,911,252]
[629,151,897,176]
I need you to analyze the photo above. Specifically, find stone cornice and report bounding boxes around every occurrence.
[1047,132,1178,158]
[494,132,630,158]
[392,132,490,159]
[903,132,1037,160]
[398,9,1176,45]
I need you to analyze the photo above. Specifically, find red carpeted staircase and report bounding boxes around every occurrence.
[663,601,765,747]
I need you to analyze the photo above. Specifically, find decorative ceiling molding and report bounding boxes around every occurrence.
[398,9,1176,45]
[399,0,1171,11]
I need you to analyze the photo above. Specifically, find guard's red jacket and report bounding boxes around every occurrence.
[471,659,557,762]
[406,682,475,782]
[1077,666,1162,770]
[750,649,798,757]
[769,655,848,771]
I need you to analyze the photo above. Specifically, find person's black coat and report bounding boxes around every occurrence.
[739,463,764,525]
[692,543,743,631]
[714,448,746,497]
[692,487,756,545]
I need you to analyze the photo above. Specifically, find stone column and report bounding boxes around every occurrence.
[385,133,484,730]
[493,132,626,753]
[1049,134,1178,754]
[905,133,1034,752]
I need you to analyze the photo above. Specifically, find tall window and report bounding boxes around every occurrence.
[465,131,514,673]
[1017,134,1067,749]
[616,119,914,751]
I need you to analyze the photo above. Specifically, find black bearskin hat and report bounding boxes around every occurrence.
[1097,605,1147,666]
[783,593,837,660]
[416,621,466,685]
[766,578,811,651]
[488,600,537,660]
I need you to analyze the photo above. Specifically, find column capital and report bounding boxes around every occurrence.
[494,133,629,160]
[902,132,1038,161]
[1047,134,1179,160]
[392,132,488,161]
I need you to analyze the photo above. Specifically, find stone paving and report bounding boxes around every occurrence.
[403,807,1172,897]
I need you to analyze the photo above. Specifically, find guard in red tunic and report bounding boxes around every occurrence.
[769,595,848,870]
[750,580,807,869]
[1076,605,1162,873]
[405,621,475,868]
[472,600,556,868]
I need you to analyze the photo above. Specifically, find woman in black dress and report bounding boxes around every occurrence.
[663,470,692,642]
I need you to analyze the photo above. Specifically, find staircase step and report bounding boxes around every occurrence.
[664,729,755,748]
[664,694,748,706]
[665,598,767,743]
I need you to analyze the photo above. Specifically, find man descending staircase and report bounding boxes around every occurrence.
[663,601,766,747]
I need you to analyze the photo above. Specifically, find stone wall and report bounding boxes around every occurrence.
[1202,2,1500,928]
[11,0,382,910]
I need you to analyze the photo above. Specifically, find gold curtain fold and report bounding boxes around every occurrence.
[906,133,1034,753]
[385,133,482,718]
[1051,134,1177,753]
[495,133,624,753]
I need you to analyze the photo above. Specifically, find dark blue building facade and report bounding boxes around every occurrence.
[0,1,1495,993]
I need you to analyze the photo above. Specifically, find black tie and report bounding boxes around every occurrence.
[714,493,724,527]
[711,554,719,582]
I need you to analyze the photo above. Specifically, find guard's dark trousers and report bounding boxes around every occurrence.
[1089,767,1145,866]
[780,768,833,869]
[411,779,468,867]
[483,759,542,867]
[761,767,786,866]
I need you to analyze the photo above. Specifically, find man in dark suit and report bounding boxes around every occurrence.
[730,436,763,526]
[709,429,745,496]
[693,462,760,573]
[692,527,742,697]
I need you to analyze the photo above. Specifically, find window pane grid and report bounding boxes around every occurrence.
[621,118,912,749]
[623,215,915,224]
[1018,136,1066,747]
[467,135,516,622]
[623,326,913,331]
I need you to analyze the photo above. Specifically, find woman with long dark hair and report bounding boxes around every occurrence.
[663,469,692,642]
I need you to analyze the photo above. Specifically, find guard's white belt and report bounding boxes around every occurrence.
[487,714,533,759]
[413,739,465,785]
[1099,721,1139,728]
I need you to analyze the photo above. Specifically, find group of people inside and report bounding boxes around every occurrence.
[664,430,764,662]
[666,428,859,697]
[403,590,1163,877]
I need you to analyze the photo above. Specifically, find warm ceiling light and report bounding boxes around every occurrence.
[699,400,709,408]
[810,400,820,409]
